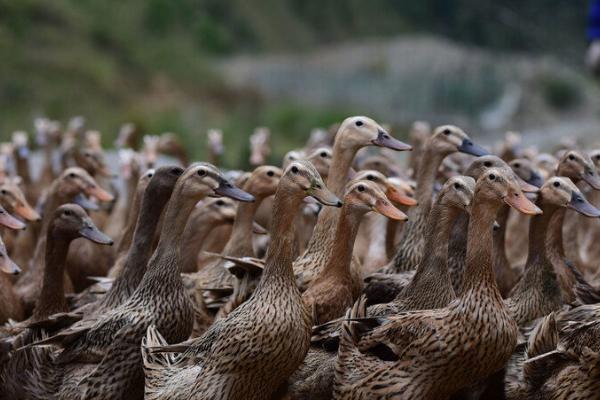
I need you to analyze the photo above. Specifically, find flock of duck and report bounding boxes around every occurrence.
[0,115,598,399]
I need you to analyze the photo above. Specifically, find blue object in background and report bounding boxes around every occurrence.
[589,0,600,40]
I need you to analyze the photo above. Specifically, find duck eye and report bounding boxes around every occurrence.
[513,163,520,168]
[64,210,72,216]
[197,169,206,177]
[320,152,327,158]
[443,128,451,135]
[568,154,575,161]
[454,183,461,190]
[0,190,6,195]
[553,181,560,187]
[267,170,274,177]
[488,173,496,181]
[367,175,374,181]
[216,200,224,206]
[355,120,363,127]
[357,185,365,192]
[68,173,76,178]
[314,183,322,189]
[483,161,492,167]
[291,166,299,174]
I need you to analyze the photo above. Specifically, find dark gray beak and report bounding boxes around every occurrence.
[458,139,489,157]
[527,171,545,189]
[79,221,114,245]
[568,192,600,217]
[214,179,255,203]
[372,130,412,151]
[73,194,99,211]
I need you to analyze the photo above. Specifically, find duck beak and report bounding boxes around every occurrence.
[516,176,540,193]
[214,179,255,202]
[0,255,20,275]
[310,185,342,208]
[85,185,114,202]
[504,188,542,215]
[457,139,489,157]
[0,210,26,230]
[79,222,113,245]
[372,130,412,152]
[373,198,408,221]
[14,204,41,222]
[73,193,99,211]
[385,186,417,206]
[583,171,600,190]
[568,192,600,217]
[527,171,545,189]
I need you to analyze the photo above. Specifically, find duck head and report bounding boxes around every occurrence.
[0,206,25,230]
[351,170,417,206]
[556,150,600,189]
[50,204,113,245]
[306,147,332,180]
[466,155,538,193]
[429,125,488,158]
[540,177,600,217]
[476,168,542,216]
[343,180,407,221]
[59,167,114,204]
[181,163,255,203]
[438,175,476,212]
[197,197,237,225]
[0,179,40,221]
[244,165,283,199]
[283,159,342,207]
[509,158,544,189]
[336,116,411,152]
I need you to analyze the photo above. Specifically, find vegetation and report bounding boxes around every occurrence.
[0,0,587,166]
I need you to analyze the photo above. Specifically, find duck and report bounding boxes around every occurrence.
[505,177,600,327]
[206,129,224,166]
[189,165,282,289]
[23,163,254,399]
[249,127,271,167]
[406,121,431,177]
[141,160,341,400]
[294,116,411,290]
[180,197,236,273]
[383,125,488,276]
[547,150,600,304]
[114,123,139,150]
[303,180,407,325]
[494,158,544,297]
[0,232,23,324]
[14,167,113,314]
[333,168,540,399]
[0,178,40,253]
[0,204,112,398]
[158,132,190,166]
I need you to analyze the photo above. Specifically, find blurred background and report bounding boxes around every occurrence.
[0,0,597,168]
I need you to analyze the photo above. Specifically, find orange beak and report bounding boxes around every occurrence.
[85,185,114,202]
[0,255,20,275]
[374,198,408,221]
[386,186,417,206]
[504,187,542,215]
[14,204,41,222]
[516,176,539,193]
[0,209,26,230]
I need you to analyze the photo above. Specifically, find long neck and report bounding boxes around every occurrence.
[32,229,71,320]
[461,196,502,296]
[222,198,262,257]
[492,205,510,267]
[413,202,458,279]
[138,185,197,286]
[104,185,169,298]
[546,208,566,260]
[41,184,70,232]
[255,188,303,291]
[322,205,363,278]
[415,146,445,210]
[116,185,144,255]
[16,156,31,184]
[328,138,359,196]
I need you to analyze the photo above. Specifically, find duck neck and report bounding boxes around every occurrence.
[32,229,72,320]
[103,186,169,304]
[461,196,502,297]
[41,184,71,232]
[139,188,198,286]
[255,188,304,291]
[328,139,359,197]
[415,146,446,211]
[492,205,510,267]
[546,207,566,261]
[222,196,262,257]
[116,187,144,256]
[413,203,458,280]
[322,205,364,278]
